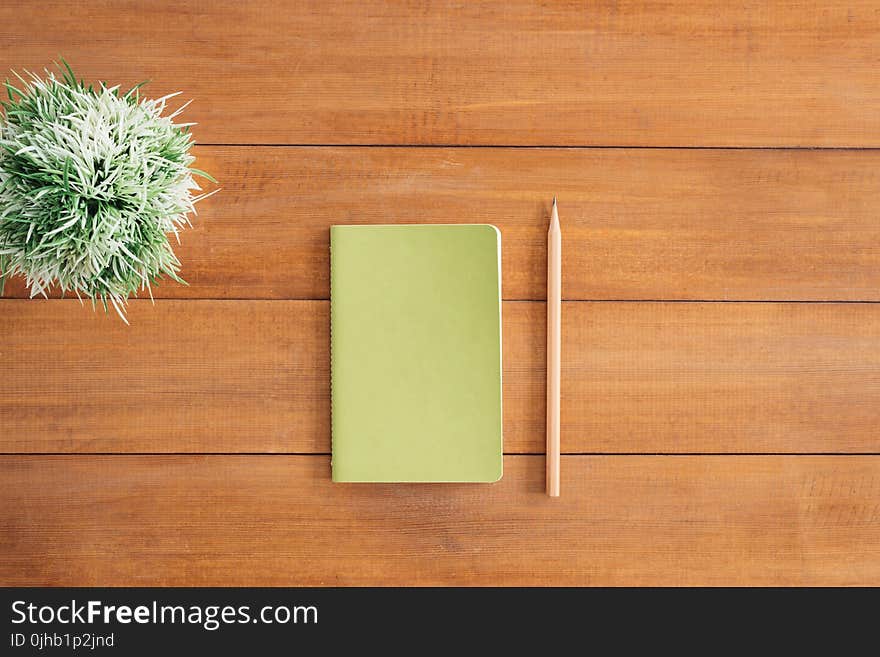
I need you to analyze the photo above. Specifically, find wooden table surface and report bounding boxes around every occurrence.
[2,1,879,586]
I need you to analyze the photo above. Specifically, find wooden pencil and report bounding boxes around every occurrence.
[546,197,562,497]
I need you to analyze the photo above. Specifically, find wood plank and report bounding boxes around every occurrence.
[5,147,880,301]
[2,455,878,585]
[3,300,879,454]
[1,1,878,146]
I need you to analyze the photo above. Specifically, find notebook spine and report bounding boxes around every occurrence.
[328,228,335,480]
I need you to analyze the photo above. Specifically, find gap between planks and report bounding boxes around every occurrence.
[4,299,880,304]
[3,453,879,457]
[194,144,880,151]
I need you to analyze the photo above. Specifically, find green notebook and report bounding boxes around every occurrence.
[330,224,503,482]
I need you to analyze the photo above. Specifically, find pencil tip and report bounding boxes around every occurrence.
[552,196,557,206]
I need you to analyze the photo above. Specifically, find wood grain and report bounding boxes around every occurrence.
[3,1,879,589]
[1,1,878,146]
[3,300,879,454]
[5,147,880,301]
[2,455,878,586]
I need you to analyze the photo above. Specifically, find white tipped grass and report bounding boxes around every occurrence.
[0,62,215,320]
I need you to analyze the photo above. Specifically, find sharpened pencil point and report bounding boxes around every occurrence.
[550,196,559,232]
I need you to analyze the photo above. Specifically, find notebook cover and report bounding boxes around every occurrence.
[330,224,503,482]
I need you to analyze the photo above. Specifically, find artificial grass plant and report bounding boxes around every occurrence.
[0,62,215,321]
